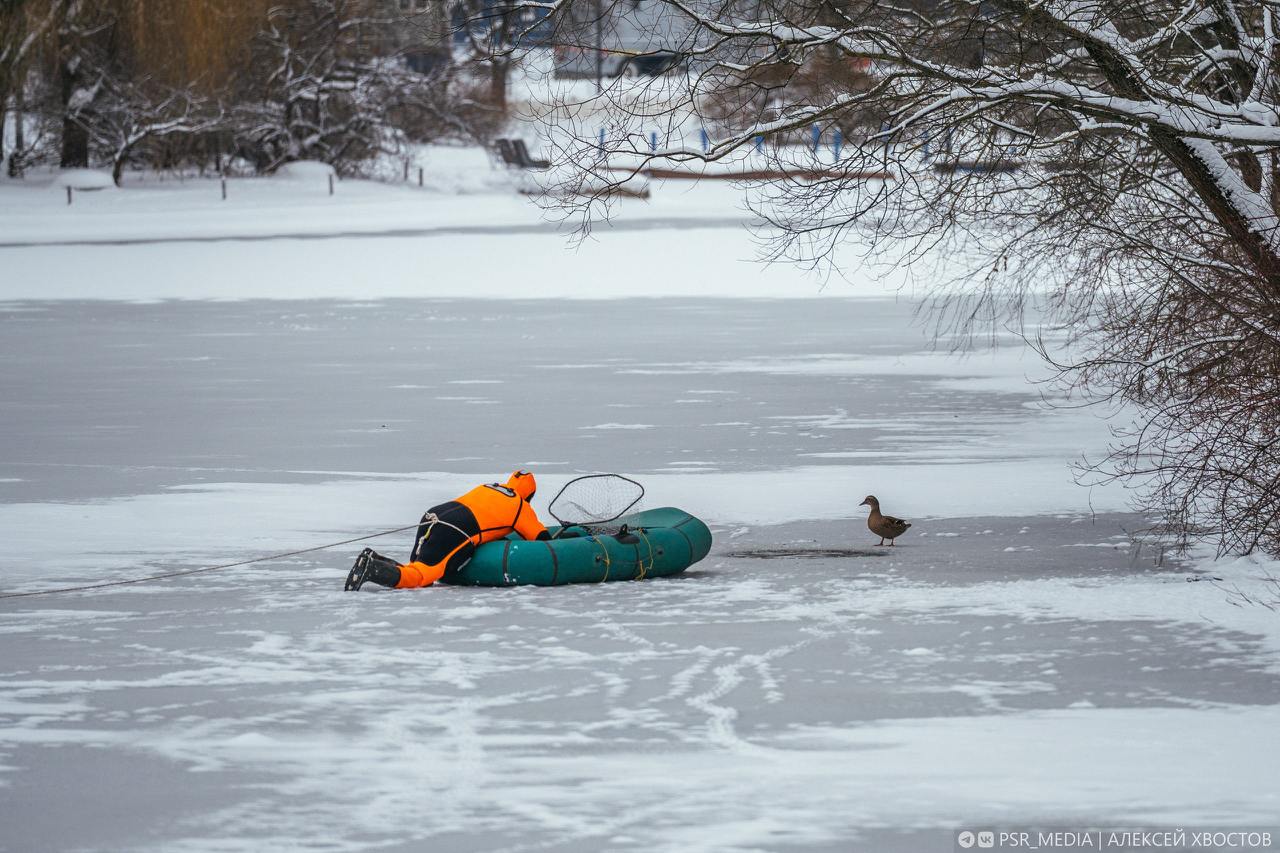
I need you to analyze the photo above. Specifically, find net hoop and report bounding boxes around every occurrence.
[547,474,645,527]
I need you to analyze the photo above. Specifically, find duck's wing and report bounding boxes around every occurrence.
[883,515,909,528]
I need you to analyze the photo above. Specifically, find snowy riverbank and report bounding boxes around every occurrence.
[1,150,975,302]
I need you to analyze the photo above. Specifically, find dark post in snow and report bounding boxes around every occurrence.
[404,160,409,181]
[328,174,334,196]
[418,167,424,187]
[66,186,73,206]
[221,177,227,201]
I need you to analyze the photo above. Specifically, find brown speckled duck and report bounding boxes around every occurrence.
[859,495,911,546]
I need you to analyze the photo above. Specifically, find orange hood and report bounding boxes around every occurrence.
[507,470,537,501]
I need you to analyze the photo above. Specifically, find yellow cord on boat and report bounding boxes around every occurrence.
[593,533,612,582]
[636,528,654,580]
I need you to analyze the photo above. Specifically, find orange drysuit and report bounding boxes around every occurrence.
[396,470,548,588]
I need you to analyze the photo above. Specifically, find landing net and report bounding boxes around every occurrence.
[548,474,645,529]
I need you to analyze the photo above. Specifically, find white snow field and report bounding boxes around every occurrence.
[2,167,1280,853]
[0,147,942,301]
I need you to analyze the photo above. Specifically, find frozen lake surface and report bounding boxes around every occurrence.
[1,298,1076,503]
[2,298,1279,852]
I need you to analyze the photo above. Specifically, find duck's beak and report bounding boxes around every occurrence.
[858,499,869,507]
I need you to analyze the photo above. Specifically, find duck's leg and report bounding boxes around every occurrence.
[877,537,886,546]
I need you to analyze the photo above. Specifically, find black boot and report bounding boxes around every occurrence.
[345,548,403,591]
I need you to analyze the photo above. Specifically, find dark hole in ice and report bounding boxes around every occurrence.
[727,547,888,559]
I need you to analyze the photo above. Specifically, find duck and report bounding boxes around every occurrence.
[859,495,911,546]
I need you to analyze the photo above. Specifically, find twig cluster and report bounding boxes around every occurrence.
[523,0,1280,555]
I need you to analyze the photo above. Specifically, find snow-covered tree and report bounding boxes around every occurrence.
[0,0,474,176]
[527,0,1280,554]
[81,79,222,184]
[230,0,471,173]
[0,0,62,171]
[454,0,530,111]
[0,0,270,171]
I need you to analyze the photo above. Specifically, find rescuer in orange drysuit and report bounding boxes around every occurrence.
[345,470,549,591]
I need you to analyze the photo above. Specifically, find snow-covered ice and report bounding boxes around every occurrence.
[2,172,1279,852]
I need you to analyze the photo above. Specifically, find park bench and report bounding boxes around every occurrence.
[495,138,550,170]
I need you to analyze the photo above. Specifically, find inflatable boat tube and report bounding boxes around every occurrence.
[440,506,712,587]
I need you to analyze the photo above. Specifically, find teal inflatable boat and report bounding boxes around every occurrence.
[440,506,712,587]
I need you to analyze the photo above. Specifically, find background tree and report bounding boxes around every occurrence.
[0,0,474,177]
[231,0,474,174]
[4,0,269,171]
[527,0,1280,555]
[452,0,529,112]
[0,0,61,172]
